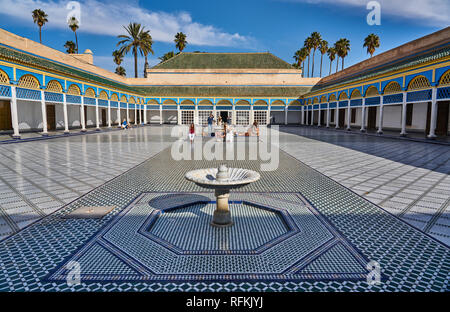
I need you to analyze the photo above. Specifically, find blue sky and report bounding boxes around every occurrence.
[0,0,448,78]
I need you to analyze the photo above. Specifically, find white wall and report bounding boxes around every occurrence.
[270,111,284,124]
[163,111,177,124]
[410,102,427,131]
[288,111,301,124]
[17,100,42,130]
[68,104,81,128]
[148,110,161,124]
[383,104,402,129]
[54,104,64,129]
[85,106,95,127]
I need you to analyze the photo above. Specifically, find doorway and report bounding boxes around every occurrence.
[436,101,449,136]
[367,106,377,130]
[220,111,230,124]
[0,100,12,131]
[46,104,56,131]
[320,110,325,125]
[339,109,345,128]
[101,109,107,127]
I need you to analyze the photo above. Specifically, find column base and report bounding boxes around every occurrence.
[95,128,101,131]
[347,128,351,131]
[12,135,21,140]
[64,130,70,135]
[377,130,383,135]
[427,134,437,140]
[211,210,233,228]
[400,132,407,137]
[81,129,87,132]
[41,132,49,137]
[360,129,366,133]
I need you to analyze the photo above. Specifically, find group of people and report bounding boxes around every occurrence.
[188,113,259,143]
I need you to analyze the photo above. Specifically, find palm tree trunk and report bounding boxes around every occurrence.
[342,57,345,71]
[320,54,323,77]
[307,56,310,78]
[302,61,305,78]
[134,50,138,78]
[74,31,79,54]
[329,60,332,76]
[39,26,42,43]
[312,49,316,77]
[336,57,339,73]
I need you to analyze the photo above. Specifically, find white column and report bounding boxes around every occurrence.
[326,104,331,128]
[335,107,339,129]
[347,104,351,131]
[177,106,182,125]
[144,105,148,124]
[249,105,254,125]
[40,90,48,135]
[428,87,438,139]
[284,107,288,125]
[310,109,314,126]
[305,108,309,125]
[301,106,304,125]
[63,93,69,133]
[360,99,366,132]
[107,100,111,128]
[134,105,137,125]
[232,105,236,125]
[267,104,271,125]
[195,105,200,125]
[10,86,20,139]
[377,104,384,134]
[400,91,407,136]
[318,108,321,127]
[117,105,121,127]
[95,98,100,130]
[159,105,163,125]
[80,96,86,132]
[126,103,130,123]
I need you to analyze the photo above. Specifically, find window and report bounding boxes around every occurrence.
[181,110,194,125]
[236,111,250,125]
[254,111,267,125]
[198,111,213,126]
[331,109,335,123]
[351,108,356,123]
[406,104,413,126]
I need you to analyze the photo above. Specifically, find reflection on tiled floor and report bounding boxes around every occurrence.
[0,136,448,292]
[279,127,450,246]
[0,126,171,240]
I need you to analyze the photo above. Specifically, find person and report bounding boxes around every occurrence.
[121,119,129,129]
[225,122,234,142]
[247,121,259,137]
[207,113,214,136]
[188,123,195,143]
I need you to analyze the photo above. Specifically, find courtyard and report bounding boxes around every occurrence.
[0,125,448,292]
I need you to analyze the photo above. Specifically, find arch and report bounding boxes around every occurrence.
[235,99,250,106]
[217,99,233,106]
[438,69,450,86]
[67,84,81,95]
[84,87,96,98]
[312,97,319,104]
[338,92,348,101]
[46,80,63,93]
[99,90,108,100]
[110,93,119,101]
[198,99,213,105]
[307,99,312,105]
[163,99,177,105]
[120,95,127,102]
[383,81,402,95]
[129,96,136,104]
[329,94,337,102]
[254,100,268,106]
[320,96,327,103]
[271,100,285,106]
[350,89,362,99]
[288,100,302,106]
[407,75,431,91]
[147,99,159,105]
[181,99,195,105]
[365,86,380,97]
[0,69,10,84]
[18,74,40,89]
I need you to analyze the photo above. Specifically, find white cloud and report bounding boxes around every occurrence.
[285,0,450,27]
[0,0,252,47]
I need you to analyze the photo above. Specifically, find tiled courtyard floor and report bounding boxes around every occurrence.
[0,125,448,292]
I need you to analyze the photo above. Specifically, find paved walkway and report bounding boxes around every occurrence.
[278,126,450,246]
[0,126,171,240]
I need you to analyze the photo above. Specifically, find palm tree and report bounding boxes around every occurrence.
[336,38,351,70]
[64,41,76,54]
[334,41,340,73]
[174,32,188,52]
[68,17,79,53]
[32,9,48,44]
[140,31,154,77]
[304,37,313,78]
[117,23,151,78]
[310,32,322,77]
[293,49,302,68]
[158,51,175,63]
[364,34,380,58]
[113,50,124,66]
[299,48,308,78]
[115,66,126,76]
[319,40,328,77]
[327,47,336,76]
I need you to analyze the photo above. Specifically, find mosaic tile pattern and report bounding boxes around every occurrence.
[0,126,448,292]
[279,126,450,246]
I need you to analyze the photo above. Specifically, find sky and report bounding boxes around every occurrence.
[0,0,448,78]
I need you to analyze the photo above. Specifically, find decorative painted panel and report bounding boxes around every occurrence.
[0,85,11,97]
[365,96,381,106]
[350,99,362,107]
[44,91,63,103]
[407,89,432,102]
[437,87,450,100]
[98,99,108,107]
[383,93,403,104]
[66,95,81,104]
[16,87,41,100]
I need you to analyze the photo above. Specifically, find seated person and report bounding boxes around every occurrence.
[225,123,234,142]
[121,119,129,129]
[246,121,259,136]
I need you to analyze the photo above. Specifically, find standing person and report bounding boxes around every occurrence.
[188,123,195,143]
[207,113,214,136]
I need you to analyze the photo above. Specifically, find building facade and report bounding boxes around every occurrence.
[0,27,449,139]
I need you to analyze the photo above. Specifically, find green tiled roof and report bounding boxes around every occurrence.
[131,85,310,97]
[152,52,294,70]
[308,44,450,95]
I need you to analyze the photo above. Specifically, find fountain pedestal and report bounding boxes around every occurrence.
[185,164,260,228]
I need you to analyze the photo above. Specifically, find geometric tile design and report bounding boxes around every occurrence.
[45,192,371,283]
